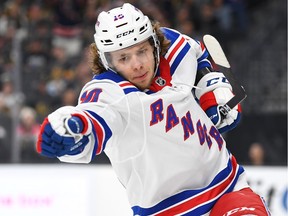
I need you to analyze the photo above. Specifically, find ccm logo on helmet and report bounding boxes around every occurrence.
[116,29,134,38]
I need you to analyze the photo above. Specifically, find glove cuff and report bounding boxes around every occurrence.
[199,91,218,111]
[195,72,232,99]
[200,87,234,111]
[71,113,90,134]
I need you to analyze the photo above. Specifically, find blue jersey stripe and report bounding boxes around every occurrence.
[86,110,112,155]
[198,60,212,70]
[197,49,209,63]
[162,29,213,74]
[170,42,191,74]
[93,70,125,83]
[161,27,180,45]
[124,88,140,94]
[93,71,139,95]
[132,157,244,215]
[181,169,240,216]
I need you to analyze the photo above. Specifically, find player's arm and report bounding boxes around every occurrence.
[36,81,124,163]
[189,37,241,133]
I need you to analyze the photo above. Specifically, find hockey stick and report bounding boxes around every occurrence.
[203,35,247,116]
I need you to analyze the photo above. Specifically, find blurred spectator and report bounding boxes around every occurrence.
[75,48,94,86]
[61,87,78,106]
[200,3,217,35]
[179,20,195,37]
[0,113,11,162]
[50,0,86,58]
[23,38,49,69]
[226,0,248,36]
[21,36,50,111]
[174,0,202,38]
[2,0,26,31]
[141,1,172,27]
[45,45,80,108]
[26,3,51,29]
[32,80,55,120]
[175,7,193,35]
[81,1,98,47]
[0,125,8,160]
[15,105,58,163]
[199,0,231,50]
[212,0,233,34]
[182,0,202,32]
[248,142,266,166]
[16,106,40,162]
[46,67,67,99]
[0,76,25,116]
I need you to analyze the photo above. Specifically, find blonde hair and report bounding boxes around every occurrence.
[88,21,171,75]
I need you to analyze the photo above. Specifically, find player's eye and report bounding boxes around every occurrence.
[119,55,129,62]
[138,48,147,55]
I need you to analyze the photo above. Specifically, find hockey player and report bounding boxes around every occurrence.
[36,3,270,216]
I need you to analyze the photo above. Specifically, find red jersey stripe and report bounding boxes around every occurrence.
[119,82,133,87]
[155,156,238,215]
[167,37,185,63]
[200,41,206,52]
[85,111,104,155]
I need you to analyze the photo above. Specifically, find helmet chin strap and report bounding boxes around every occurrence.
[153,53,160,78]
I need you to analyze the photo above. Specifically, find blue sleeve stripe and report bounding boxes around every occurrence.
[161,27,180,45]
[170,42,191,74]
[198,49,209,62]
[124,88,140,94]
[84,110,112,156]
[197,60,212,70]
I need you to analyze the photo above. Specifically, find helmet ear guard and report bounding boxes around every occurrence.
[94,3,160,72]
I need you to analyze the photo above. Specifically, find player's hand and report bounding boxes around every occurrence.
[199,87,242,133]
[36,106,92,157]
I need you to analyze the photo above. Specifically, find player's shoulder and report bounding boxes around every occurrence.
[93,70,126,83]
[79,70,140,104]
[160,27,196,69]
[92,70,140,95]
[160,27,200,47]
[160,27,182,44]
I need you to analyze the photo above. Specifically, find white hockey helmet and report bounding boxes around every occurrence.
[94,3,160,71]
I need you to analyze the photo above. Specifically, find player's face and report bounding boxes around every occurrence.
[109,40,155,90]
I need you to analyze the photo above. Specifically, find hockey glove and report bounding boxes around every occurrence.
[195,72,241,133]
[36,106,92,158]
[199,88,241,133]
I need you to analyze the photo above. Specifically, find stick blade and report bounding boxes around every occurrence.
[203,34,247,114]
[203,35,230,68]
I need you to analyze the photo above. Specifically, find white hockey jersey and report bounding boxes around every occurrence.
[59,28,249,215]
